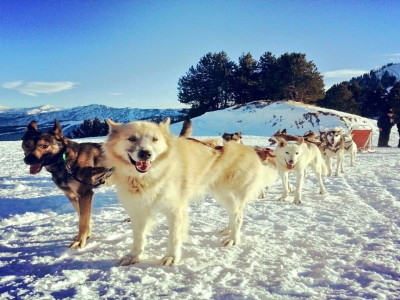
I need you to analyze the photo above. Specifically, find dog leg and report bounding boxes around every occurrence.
[326,157,333,177]
[69,190,93,249]
[160,208,188,266]
[258,189,266,199]
[293,171,304,204]
[221,204,244,247]
[335,156,343,176]
[351,151,356,167]
[278,172,290,201]
[339,154,345,174]
[119,210,153,266]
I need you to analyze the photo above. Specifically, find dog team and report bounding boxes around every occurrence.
[21,118,357,266]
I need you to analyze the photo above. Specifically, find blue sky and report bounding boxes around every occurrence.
[1,0,399,109]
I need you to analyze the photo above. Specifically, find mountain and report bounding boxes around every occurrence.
[349,63,400,90]
[1,100,379,141]
[0,104,185,141]
[170,100,378,137]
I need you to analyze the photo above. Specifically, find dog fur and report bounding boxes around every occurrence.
[222,132,243,145]
[21,120,113,248]
[342,132,357,167]
[274,137,327,204]
[102,118,278,266]
[321,127,345,176]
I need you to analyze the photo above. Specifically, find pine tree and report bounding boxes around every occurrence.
[178,51,236,116]
[233,52,258,104]
[320,82,359,114]
[257,52,278,100]
[274,53,324,103]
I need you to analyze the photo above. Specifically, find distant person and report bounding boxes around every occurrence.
[377,109,395,147]
[397,121,400,148]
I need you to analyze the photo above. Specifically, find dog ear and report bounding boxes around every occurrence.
[282,129,287,134]
[26,120,38,132]
[236,132,243,138]
[105,118,120,134]
[277,137,286,148]
[159,117,171,132]
[297,137,304,145]
[48,119,64,139]
[160,117,171,126]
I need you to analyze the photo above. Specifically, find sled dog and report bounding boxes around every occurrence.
[222,132,243,144]
[321,127,345,176]
[274,137,327,204]
[21,120,114,248]
[342,132,357,167]
[268,129,300,146]
[102,118,278,266]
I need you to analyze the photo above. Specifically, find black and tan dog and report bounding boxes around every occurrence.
[21,119,114,248]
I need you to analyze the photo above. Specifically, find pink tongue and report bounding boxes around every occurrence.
[136,161,151,172]
[286,163,294,170]
[30,164,42,174]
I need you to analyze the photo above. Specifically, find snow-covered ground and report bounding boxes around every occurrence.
[1,103,400,299]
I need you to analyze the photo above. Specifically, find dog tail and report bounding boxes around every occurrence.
[179,116,192,137]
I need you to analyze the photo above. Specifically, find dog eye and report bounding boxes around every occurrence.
[128,136,137,142]
[24,143,30,149]
[42,145,49,149]
[152,137,158,142]
[296,152,299,155]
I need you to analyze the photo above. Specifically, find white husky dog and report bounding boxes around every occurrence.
[274,137,327,204]
[322,127,345,176]
[102,118,277,266]
[341,132,357,167]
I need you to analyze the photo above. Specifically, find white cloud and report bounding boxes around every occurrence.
[109,92,123,96]
[1,81,77,96]
[1,81,24,89]
[382,53,400,57]
[322,69,368,78]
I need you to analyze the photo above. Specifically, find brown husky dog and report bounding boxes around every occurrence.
[21,120,113,248]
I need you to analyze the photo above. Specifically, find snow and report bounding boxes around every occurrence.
[1,103,400,299]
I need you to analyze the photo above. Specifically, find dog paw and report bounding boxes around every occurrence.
[278,197,287,202]
[69,235,90,249]
[319,189,327,195]
[160,256,180,266]
[219,227,231,235]
[222,237,239,247]
[119,254,141,266]
[293,199,301,204]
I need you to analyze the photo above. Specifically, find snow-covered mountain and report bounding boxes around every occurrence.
[170,100,378,137]
[0,104,185,141]
[0,100,379,141]
[374,63,400,80]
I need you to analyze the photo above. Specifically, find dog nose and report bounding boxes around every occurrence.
[288,160,294,164]
[138,150,151,160]
[24,154,39,164]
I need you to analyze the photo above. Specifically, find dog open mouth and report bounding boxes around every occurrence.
[128,154,151,173]
[285,159,295,170]
[29,163,43,174]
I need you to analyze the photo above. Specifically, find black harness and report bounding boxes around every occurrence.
[61,153,115,188]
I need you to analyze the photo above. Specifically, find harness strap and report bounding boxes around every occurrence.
[62,153,115,188]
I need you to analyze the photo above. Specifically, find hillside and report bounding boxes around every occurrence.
[349,63,400,90]
[0,104,184,141]
[170,100,378,137]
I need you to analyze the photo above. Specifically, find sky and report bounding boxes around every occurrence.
[1,102,400,298]
[1,0,400,110]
